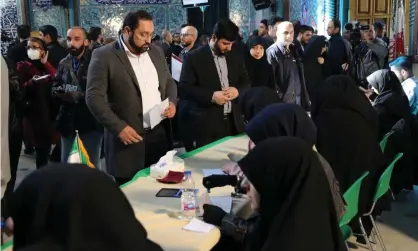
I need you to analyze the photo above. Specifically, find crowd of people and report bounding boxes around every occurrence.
[1,9,418,251]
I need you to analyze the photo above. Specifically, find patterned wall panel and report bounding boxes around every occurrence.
[229,0,257,40]
[30,0,68,36]
[229,0,285,40]
[290,0,323,32]
[0,0,18,55]
[79,0,186,39]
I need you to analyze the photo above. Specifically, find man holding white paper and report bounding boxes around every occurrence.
[86,11,177,185]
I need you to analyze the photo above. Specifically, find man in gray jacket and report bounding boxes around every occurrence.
[357,26,388,85]
[86,10,177,185]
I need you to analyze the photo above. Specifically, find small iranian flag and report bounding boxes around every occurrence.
[67,131,94,168]
[389,0,405,60]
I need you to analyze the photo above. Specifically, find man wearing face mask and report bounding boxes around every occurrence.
[86,11,177,185]
[266,21,310,110]
[178,19,250,151]
[52,27,103,171]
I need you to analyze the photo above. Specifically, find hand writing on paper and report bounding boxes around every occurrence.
[223,87,239,101]
[118,126,143,145]
[162,102,176,118]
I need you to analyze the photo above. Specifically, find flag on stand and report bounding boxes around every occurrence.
[67,131,94,168]
[389,0,405,60]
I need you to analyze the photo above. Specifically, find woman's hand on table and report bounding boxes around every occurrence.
[203,204,227,227]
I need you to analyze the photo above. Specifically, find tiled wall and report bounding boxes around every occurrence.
[290,0,320,27]
[290,0,332,35]
[79,0,187,39]
[229,0,284,40]
[30,0,68,37]
[1,0,19,55]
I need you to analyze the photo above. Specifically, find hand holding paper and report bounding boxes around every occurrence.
[162,102,176,118]
[147,98,169,129]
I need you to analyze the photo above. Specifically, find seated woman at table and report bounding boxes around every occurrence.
[221,103,345,218]
[10,164,162,251]
[366,69,411,139]
[366,70,414,193]
[207,138,345,251]
[312,75,384,242]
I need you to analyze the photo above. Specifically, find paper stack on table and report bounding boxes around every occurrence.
[202,169,225,177]
[183,218,215,233]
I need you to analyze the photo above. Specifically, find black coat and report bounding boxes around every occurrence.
[327,33,348,76]
[303,36,329,99]
[46,42,68,68]
[52,51,101,137]
[178,45,250,141]
[7,39,28,70]
[266,43,310,110]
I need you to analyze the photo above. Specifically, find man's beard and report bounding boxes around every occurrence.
[128,34,149,54]
[212,40,229,56]
[69,45,85,57]
[181,41,192,48]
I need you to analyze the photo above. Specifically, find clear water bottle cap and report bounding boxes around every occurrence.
[184,171,191,176]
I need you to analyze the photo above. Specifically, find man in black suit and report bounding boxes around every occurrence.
[7,25,30,70]
[179,19,250,151]
[86,10,177,185]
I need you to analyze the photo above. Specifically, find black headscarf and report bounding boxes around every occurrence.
[12,164,162,251]
[303,35,326,62]
[367,69,411,138]
[246,103,316,146]
[312,75,384,235]
[239,87,280,122]
[302,35,329,100]
[312,75,378,131]
[245,36,274,89]
[238,137,345,251]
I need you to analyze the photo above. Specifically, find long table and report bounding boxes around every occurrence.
[1,135,250,251]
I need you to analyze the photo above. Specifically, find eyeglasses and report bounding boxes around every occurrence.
[137,32,156,40]
[180,33,193,37]
[26,46,41,50]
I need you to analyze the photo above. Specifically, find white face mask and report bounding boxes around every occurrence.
[27,49,41,60]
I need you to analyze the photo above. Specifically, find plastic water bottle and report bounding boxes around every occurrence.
[181,171,196,219]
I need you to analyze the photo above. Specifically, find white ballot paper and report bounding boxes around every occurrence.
[202,169,225,177]
[183,218,215,233]
[171,54,183,82]
[210,196,232,213]
[147,98,169,129]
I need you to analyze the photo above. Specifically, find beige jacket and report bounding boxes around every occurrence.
[1,56,10,198]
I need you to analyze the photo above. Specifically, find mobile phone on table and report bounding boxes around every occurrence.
[155,188,182,198]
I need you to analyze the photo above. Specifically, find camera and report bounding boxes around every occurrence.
[345,21,369,47]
